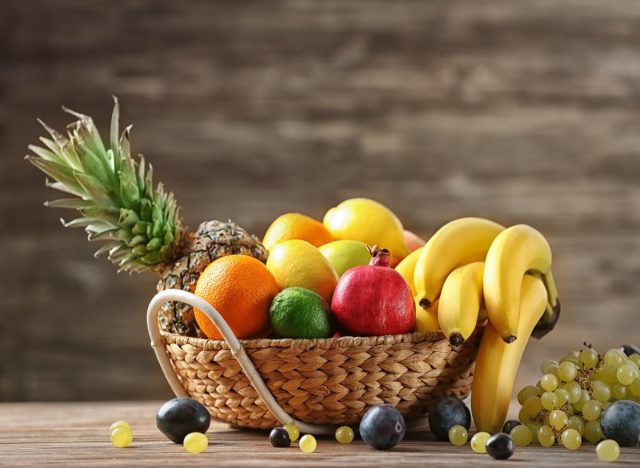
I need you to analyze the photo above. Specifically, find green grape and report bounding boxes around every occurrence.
[448,425,468,446]
[109,420,131,433]
[630,354,640,367]
[596,439,620,463]
[616,363,639,385]
[541,374,559,392]
[540,359,559,375]
[581,400,602,421]
[627,359,639,373]
[470,432,490,454]
[335,426,354,444]
[579,347,599,370]
[557,362,578,382]
[560,428,582,450]
[518,407,530,424]
[595,364,618,386]
[548,410,568,430]
[564,381,582,403]
[527,422,541,443]
[583,420,603,444]
[612,383,629,400]
[537,425,556,447]
[554,388,569,408]
[560,352,579,366]
[592,380,612,402]
[299,434,317,453]
[517,385,541,405]
[566,415,584,435]
[110,427,133,448]
[511,424,533,447]
[541,392,558,410]
[603,349,626,367]
[629,378,640,397]
[284,423,300,442]
[183,432,208,454]
[574,390,592,412]
[524,395,543,417]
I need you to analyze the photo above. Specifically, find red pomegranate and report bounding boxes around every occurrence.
[331,247,415,336]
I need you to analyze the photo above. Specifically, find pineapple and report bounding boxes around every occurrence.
[26,98,268,336]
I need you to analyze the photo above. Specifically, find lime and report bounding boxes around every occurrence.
[269,287,333,339]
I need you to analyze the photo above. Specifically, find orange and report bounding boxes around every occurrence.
[193,255,279,340]
[263,213,334,251]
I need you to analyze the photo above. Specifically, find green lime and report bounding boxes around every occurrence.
[269,287,333,339]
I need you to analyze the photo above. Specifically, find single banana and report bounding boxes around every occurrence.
[395,247,423,296]
[437,261,484,346]
[483,224,556,343]
[414,217,504,308]
[471,275,548,433]
[416,299,440,333]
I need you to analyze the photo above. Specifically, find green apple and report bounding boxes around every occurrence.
[319,240,371,277]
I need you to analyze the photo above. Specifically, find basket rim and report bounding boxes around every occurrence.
[160,329,453,350]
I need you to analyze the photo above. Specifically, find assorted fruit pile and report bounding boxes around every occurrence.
[28,101,638,461]
[25,101,558,350]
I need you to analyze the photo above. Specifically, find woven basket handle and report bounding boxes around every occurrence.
[146,289,336,435]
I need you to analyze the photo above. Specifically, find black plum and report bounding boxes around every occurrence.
[486,433,515,460]
[600,400,640,447]
[502,419,521,435]
[622,344,640,357]
[269,427,291,447]
[156,397,211,444]
[359,404,406,450]
[427,397,471,441]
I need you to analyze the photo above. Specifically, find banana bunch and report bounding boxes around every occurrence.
[396,217,560,343]
[395,217,562,432]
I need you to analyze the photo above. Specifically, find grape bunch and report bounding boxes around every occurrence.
[511,343,640,460]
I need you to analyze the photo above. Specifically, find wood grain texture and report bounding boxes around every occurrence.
[1,0,640,401]
[0,401,638,467]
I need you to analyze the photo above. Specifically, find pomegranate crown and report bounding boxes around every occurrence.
[367,245,391,267]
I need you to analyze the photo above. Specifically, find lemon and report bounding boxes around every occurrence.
[323,198,409,265]
[266,240,338,302]
[269,287,333,339]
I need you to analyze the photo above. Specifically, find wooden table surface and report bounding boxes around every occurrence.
[0,402,638,467]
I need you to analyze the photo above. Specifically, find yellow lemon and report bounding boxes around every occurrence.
[394,247,423,296]
[263,213,334,251]
[323,198,409,265]
[266,240,338,302]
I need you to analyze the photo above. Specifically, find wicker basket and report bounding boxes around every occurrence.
[147,289,484,434]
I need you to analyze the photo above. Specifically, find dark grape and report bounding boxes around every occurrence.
[600,400,640,447]
[156,397,211,444]
[269,427,291,447]
[502,419,521,435]
[622,344,640,357]
[486,433,515,460]
[359,404,406,450]
[427,397,471,441]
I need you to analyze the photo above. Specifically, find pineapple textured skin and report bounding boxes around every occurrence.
[157,220,269,336]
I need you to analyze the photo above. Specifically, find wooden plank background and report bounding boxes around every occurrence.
[1,0,640,401]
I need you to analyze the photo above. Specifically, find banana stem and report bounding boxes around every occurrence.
[541,270,558,307]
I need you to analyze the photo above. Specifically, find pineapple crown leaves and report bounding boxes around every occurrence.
[25,97,183,273]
